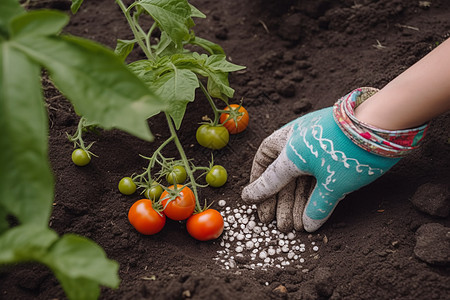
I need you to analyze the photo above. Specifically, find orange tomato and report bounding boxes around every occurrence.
[187,209,224,241]
[220,104,249,134]
[160,185,196,221]
[128,199,165,235]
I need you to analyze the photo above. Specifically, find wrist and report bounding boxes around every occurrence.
[333,87,429,158]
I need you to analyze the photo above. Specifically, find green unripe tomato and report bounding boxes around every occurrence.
[118,177,136,195]
[196,124,229,150]
[166,166,187,184]
[206,165,228,187]
[71,148,91,166]
[144,184,164,200]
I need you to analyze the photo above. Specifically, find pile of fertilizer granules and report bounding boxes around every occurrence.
[214,200,323,270]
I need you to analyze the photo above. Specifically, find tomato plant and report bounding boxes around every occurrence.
[128,199,166,235]
[71,148,91,166]
[160,185,196,221]
[166,165,187,184]
[144,183,164,200]
[206,165,227,187]
[196,124,229,150]
[186,209,224,241]
[118,177,136,195]
[220,104,249,134]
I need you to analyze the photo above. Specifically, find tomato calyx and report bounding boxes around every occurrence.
[158,184,187,207]
[220,103,245,126]
[219,103,249,134]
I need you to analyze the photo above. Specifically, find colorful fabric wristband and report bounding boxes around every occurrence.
[333,87,429,158]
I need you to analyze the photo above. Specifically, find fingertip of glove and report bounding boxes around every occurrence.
[302,215,324,233]
[241,186,257,203]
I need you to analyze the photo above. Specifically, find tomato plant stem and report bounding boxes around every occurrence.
[200,81,221,126]
[116,0,155,60]
[165,112,202,211]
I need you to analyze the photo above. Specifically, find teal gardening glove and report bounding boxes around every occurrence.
[241,87,428,232]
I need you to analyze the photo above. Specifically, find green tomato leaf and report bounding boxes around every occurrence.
[152,68,199,129]
[45,234,120,299]
[189,3,206,18]
[0,43,54,227]
[0,225,58,263]
[138,0,192,49]
[12,34,167,141]
[128,59,154,77]
[206,70,235,100]
[0,227,120,300]
[70,0,84,14]
[10,10,69,38]
[153,31,181,56]
[205,54,246,73]
[114,38,135,62]
[0,0,24,38]
[189,36,225,55]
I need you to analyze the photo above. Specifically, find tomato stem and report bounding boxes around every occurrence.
[164,112,202,211]
[116,0,155,61]
[200,81,222,126]
[66,116,98,159]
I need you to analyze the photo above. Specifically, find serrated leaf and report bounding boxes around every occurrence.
[206,70,235,100]
[189,3,206,18]
[153,68,199,129]
[128,59,154,77]
[0,42,54,226]
[205,54,246,72]
[0,0,24,37]
[70,0,84,14]
[189,36,224,55]
[139,0,192,49]
[12,34,167,141]
[153,31,181,56]
[115,38,135,62]
[10,10,69,38]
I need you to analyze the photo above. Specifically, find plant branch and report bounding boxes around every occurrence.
[165,112,202,211]
[116,0,155,60]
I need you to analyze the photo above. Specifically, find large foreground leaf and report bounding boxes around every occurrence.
[0,43,54,226]
[0,0,24,37]
[0,226,120,300]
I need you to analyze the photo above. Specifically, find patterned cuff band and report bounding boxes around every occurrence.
[333,87,429,158]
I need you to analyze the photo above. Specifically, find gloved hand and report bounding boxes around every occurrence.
[241,87,419,233]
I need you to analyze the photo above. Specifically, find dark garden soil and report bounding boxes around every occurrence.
[1,0,450,299]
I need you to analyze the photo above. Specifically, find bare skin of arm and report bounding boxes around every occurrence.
[355,38,450,130]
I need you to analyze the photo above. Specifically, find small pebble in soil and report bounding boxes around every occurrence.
[214,204,321,270]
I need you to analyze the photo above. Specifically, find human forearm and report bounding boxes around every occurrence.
[355,38,450,130]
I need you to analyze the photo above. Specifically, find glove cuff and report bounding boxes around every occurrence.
[333,87,429,158]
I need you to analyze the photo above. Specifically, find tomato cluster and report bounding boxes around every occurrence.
[127,185,224,241]
[121,104,249,240]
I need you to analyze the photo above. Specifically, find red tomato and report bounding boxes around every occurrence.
[220,104,249,134]
[186,209,224,241]
[160,185,196,221]
[128,199,165,235]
